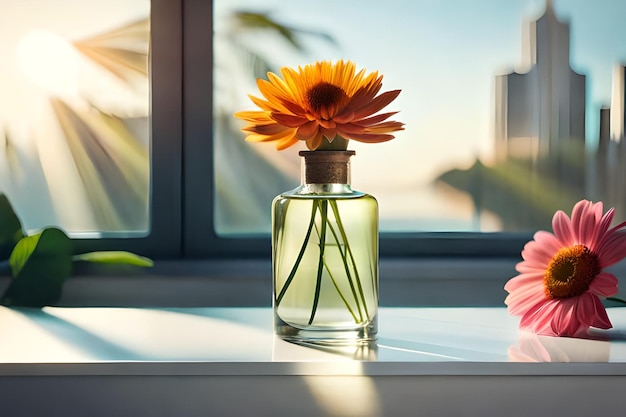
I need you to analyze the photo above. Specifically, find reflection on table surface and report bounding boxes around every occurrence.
[1,306,626,364]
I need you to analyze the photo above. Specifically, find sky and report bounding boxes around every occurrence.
[217,0,626,190]
[1,0,621,233]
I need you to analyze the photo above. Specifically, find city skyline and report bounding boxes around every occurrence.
[218,0,626,232]
[221,0,626,187]
[495,0,586,162]
[440,1,626,231]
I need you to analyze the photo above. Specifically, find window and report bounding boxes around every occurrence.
[1,0,153,235]
[0,0,182,258]
[5,0,626,260]
[79,0,182,257]
[203,0,626,258]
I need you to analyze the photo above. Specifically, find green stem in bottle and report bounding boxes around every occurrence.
[322,256,359,323]
[275,200,319,307]
[325,219,364,322]
[607,296,626,305]
[308,200,328,325]
[329,200,369,319]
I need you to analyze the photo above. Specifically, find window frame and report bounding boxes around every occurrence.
[180,0,533,260]
[73,0,183,259]
[71,0,535,261]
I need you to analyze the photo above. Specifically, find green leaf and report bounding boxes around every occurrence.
[0,193,24,260]
[2,227,73,307]
[73,251,153,267]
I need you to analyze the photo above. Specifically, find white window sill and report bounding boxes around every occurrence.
[1,306,626,416]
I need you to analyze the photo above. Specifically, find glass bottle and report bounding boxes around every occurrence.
[272,150,378,344]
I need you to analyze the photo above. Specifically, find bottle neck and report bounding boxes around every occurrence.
[299,150,355,186]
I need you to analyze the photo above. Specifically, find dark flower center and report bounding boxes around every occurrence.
[306,82,346,115]
[544,244,600,299]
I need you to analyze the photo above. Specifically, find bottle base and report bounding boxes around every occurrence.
[274,315,377,345]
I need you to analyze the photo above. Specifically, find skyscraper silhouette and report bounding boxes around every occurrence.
[495,0,586,163]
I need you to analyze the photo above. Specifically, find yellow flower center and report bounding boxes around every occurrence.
[544,244,600,299]
[306,82,346,115]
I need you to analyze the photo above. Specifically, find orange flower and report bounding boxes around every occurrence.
[234,60,404,150]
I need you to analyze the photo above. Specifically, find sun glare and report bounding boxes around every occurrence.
[17,30,79,97]
[302,372,381,417]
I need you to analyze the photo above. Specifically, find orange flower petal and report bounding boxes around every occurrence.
[318,119,336,129]
[233,110,269,121]
[267,71,293,97]
[336,123,368,134]
[367,121,405,132]
[275,132,299,150]
[306,131,325,150]
[332,112,354,124]
[351,90,402,119]
[242,122,292,135]
[343,78,383,108]
[352,111,399,126]
[234,60,403,149]
[271,113,309,128]
[335,130,396,143]
[248,94,276,112]
[296,120,320,140]
[245,127,296,143]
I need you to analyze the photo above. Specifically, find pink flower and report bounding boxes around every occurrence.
[504,200,626,337]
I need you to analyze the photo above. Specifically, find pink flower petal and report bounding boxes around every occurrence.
[596,230,626,267]
[588,272,619,297]
[581,201,603,246]
[521,236,557,268]
[571,200,592,243]
[505,282,548,316]
[504,272,544,293]
[520,301,559,335]
[519,298,588,337]
[515,260,547,273]
[551,299,582,336]
[588,207,615,251]
[552,210,574,247]
[576,292,612,330]
[532,231,563,256]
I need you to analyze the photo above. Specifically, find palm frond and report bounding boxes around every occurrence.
[50,98,148,230]
[72,18,149,86]
[231,42,275,81]
[74,46,148,78]
[214,110,297,233]
[232,10,337,52]
[3,130,23,181]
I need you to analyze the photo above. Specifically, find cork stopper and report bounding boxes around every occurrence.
[299,150,355,184]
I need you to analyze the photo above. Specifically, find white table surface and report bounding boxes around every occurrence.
[3,306,626,417]
[2,306,626,374]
